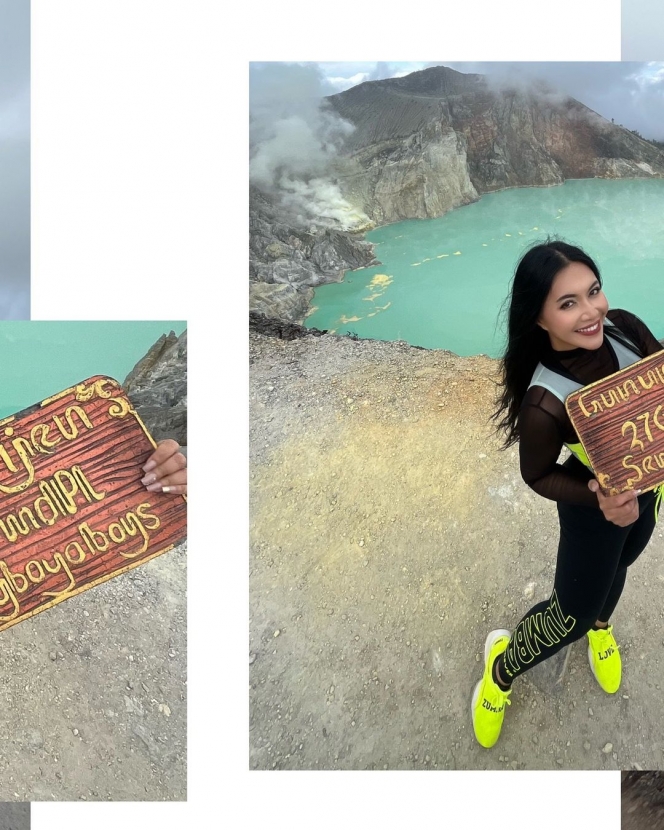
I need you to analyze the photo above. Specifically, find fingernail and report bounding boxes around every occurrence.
[162,486,172,494]
[141,473,156,485]
[146,482,162,492]
[142,460,157,472]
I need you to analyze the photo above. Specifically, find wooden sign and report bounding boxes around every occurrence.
[565,351,664,495]
[0,375,187,632]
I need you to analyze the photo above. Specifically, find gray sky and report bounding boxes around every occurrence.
[623,0,664,60]
[298,61,664,141]
[0,0,29,319]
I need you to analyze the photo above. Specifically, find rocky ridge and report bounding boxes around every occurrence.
[124,328,187,446]
[329,66,664,224]
[249,186,377,322]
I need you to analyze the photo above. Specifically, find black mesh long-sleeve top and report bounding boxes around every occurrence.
[518,309,664,508]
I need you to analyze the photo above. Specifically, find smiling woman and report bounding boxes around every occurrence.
[471,238,664,749]
[536,262,609,350]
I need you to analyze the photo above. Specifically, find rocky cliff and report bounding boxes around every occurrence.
[124,329,187,447]
[250,65,664,322]
[328,66,664,224]
[249,186,378,322]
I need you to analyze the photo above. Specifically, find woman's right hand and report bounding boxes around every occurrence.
[588,479,640,527]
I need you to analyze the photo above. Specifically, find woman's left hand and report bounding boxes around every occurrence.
[141,439,187,495]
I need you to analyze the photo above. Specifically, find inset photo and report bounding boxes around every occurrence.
[0,321,187,800]
[622,771,664,829]
[623,1,664,60]
[0,0,29,319]
[249,61,664,771]
[0,803,29,830]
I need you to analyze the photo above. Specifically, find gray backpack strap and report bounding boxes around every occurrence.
[603,319,642,369]
[528,364,580,403]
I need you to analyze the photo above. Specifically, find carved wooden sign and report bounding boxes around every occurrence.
[0,375,187,632]
[566,350,664,495]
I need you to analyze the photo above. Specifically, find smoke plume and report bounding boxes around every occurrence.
[249,63,369,229]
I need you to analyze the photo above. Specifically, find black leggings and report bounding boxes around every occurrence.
[496,485,658,684]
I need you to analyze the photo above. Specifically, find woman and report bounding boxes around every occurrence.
[471,239,663,749]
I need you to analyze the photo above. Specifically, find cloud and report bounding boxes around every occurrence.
[431,62,664,141]
[249,62,369,229]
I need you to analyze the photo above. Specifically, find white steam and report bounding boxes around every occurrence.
[249,63,370,230]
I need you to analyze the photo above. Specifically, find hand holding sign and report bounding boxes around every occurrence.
[566,349,664,497]
[143,439,187,495]
[587,478,640,527]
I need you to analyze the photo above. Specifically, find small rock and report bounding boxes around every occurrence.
[583,741,591,751]
[49,652,57,661]
[27,730,44,749]
[73,728,79,737]
[249,653,257,665]
[273,630,281,638]
[602,743,613,754]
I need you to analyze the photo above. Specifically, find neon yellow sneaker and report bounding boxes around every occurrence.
[471,629,512,748]
[587,625,621,694]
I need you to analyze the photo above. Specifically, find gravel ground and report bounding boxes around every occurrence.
[249,330,664,771]
[0,541,186,801]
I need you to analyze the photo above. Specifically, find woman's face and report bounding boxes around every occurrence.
[537,261,609,351]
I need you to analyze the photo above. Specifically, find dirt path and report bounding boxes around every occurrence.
[249,331,664,771]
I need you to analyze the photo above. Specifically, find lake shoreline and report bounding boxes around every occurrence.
[304,177,664,351]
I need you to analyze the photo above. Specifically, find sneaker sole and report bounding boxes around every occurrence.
[471,628,512,728]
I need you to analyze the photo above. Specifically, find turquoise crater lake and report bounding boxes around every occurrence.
[305,179,664,356]
[0,321,186,420]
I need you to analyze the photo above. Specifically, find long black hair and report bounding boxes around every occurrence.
[490,239,602,448]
